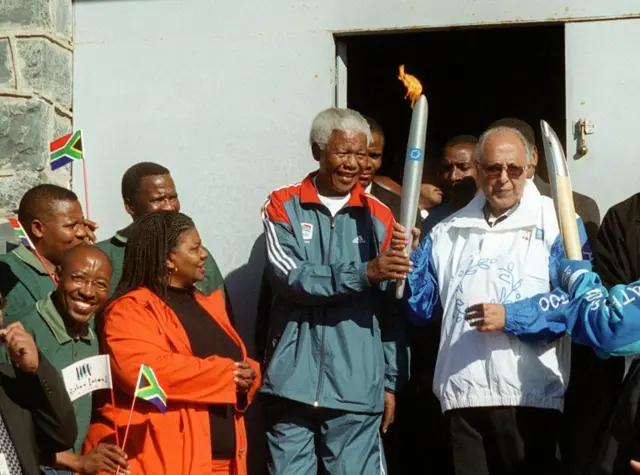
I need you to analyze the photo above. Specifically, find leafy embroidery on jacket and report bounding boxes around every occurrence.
[452,258,523,322]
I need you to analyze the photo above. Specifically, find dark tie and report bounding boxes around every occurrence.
[0,415,23,475]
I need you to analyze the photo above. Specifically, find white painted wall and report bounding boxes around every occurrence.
[73,0,640,343]
[565,18,640,215]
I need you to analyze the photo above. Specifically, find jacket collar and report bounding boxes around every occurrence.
[112,287,245,359]
[112,224,133,245]
[299,172,366,208]
[36,292,94,344]
[12,244,50,276]
[114,232,128,244]
[450,180,543,232]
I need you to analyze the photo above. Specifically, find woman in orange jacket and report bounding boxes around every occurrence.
[83,212,260,475]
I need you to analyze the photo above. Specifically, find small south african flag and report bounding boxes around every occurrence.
[7,217,33,249]
[135,364,167,413]
[50,130,83,171]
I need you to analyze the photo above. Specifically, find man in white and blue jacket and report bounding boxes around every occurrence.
[403,126,590,475]
[261,108,410,475]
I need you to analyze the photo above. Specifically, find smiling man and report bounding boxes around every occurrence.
[397,126,591,475]
[16,246,129,475]
[261,107,410,475]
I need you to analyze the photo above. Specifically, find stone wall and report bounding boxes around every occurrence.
[0,0,73,249]
[0,0,73,211]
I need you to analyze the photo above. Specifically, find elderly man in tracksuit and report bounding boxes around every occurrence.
[260,107,410,475]
[400,126,591,475]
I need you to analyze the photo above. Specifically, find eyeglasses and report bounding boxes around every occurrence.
[481,163,527,180]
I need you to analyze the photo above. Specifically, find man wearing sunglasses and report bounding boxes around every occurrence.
[395,126,590,475]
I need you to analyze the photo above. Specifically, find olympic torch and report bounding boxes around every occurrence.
[540,120,582,260]
[396,66,429,298]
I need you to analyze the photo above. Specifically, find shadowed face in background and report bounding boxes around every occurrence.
[314,129,368,197]
[419,160,443,211]
[360,130,384,188]
[478,130,528,216]
[442,142,478,204]
[126,174,180,219]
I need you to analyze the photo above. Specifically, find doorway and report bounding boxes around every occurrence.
[341,24,566,183]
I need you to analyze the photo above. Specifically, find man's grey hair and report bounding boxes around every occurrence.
[475,126,533,164]
[309,108,372,150]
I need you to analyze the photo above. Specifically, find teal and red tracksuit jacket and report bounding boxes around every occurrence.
[260,172,409,413]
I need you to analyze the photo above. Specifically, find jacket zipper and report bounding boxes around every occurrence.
[314,214,336,407]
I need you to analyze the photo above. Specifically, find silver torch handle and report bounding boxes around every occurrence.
[395,95,428,299]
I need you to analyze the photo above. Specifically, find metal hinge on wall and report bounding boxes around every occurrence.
[573,119,595,157]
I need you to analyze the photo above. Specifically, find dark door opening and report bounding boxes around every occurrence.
[342,25,566,183]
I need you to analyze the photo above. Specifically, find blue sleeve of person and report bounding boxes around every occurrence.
[405,234,441,326]
[559,258,640,357]
[503,217,591,344]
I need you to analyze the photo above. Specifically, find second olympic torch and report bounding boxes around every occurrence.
[540,120,582,260]
[396,66,429,298]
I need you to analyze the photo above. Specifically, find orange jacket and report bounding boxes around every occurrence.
[82,287,261,475]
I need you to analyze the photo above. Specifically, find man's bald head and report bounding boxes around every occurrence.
[55,245,112,327]
[59,245,112,274]
[489,118,539,177]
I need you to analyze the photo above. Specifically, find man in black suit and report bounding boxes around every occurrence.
[0,293,77,475]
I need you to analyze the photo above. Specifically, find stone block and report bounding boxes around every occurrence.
[16,38,72,108]
[41,166,71,190]
[53,0,73,40]
[0,0,51,32]
[0,97,51,171]
[0,39,14,89]
[53,109,72,139]
[0,169,42,210]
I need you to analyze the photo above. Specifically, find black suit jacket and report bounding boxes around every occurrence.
[369,182,425,227]
[595,192,640,288]
[0,353,77,475]
[533,175,601,248]
[370,182,402,221]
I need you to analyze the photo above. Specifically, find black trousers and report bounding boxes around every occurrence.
[446,406,562,475]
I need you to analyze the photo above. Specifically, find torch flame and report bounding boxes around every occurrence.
[398,65,423,109]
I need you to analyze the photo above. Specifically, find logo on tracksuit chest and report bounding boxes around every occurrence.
[301,223,313,242]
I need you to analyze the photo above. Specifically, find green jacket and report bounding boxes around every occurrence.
[96,230,228,297]
[260,174,409,413]
[1,293,97,454]
[0,245,56,325]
